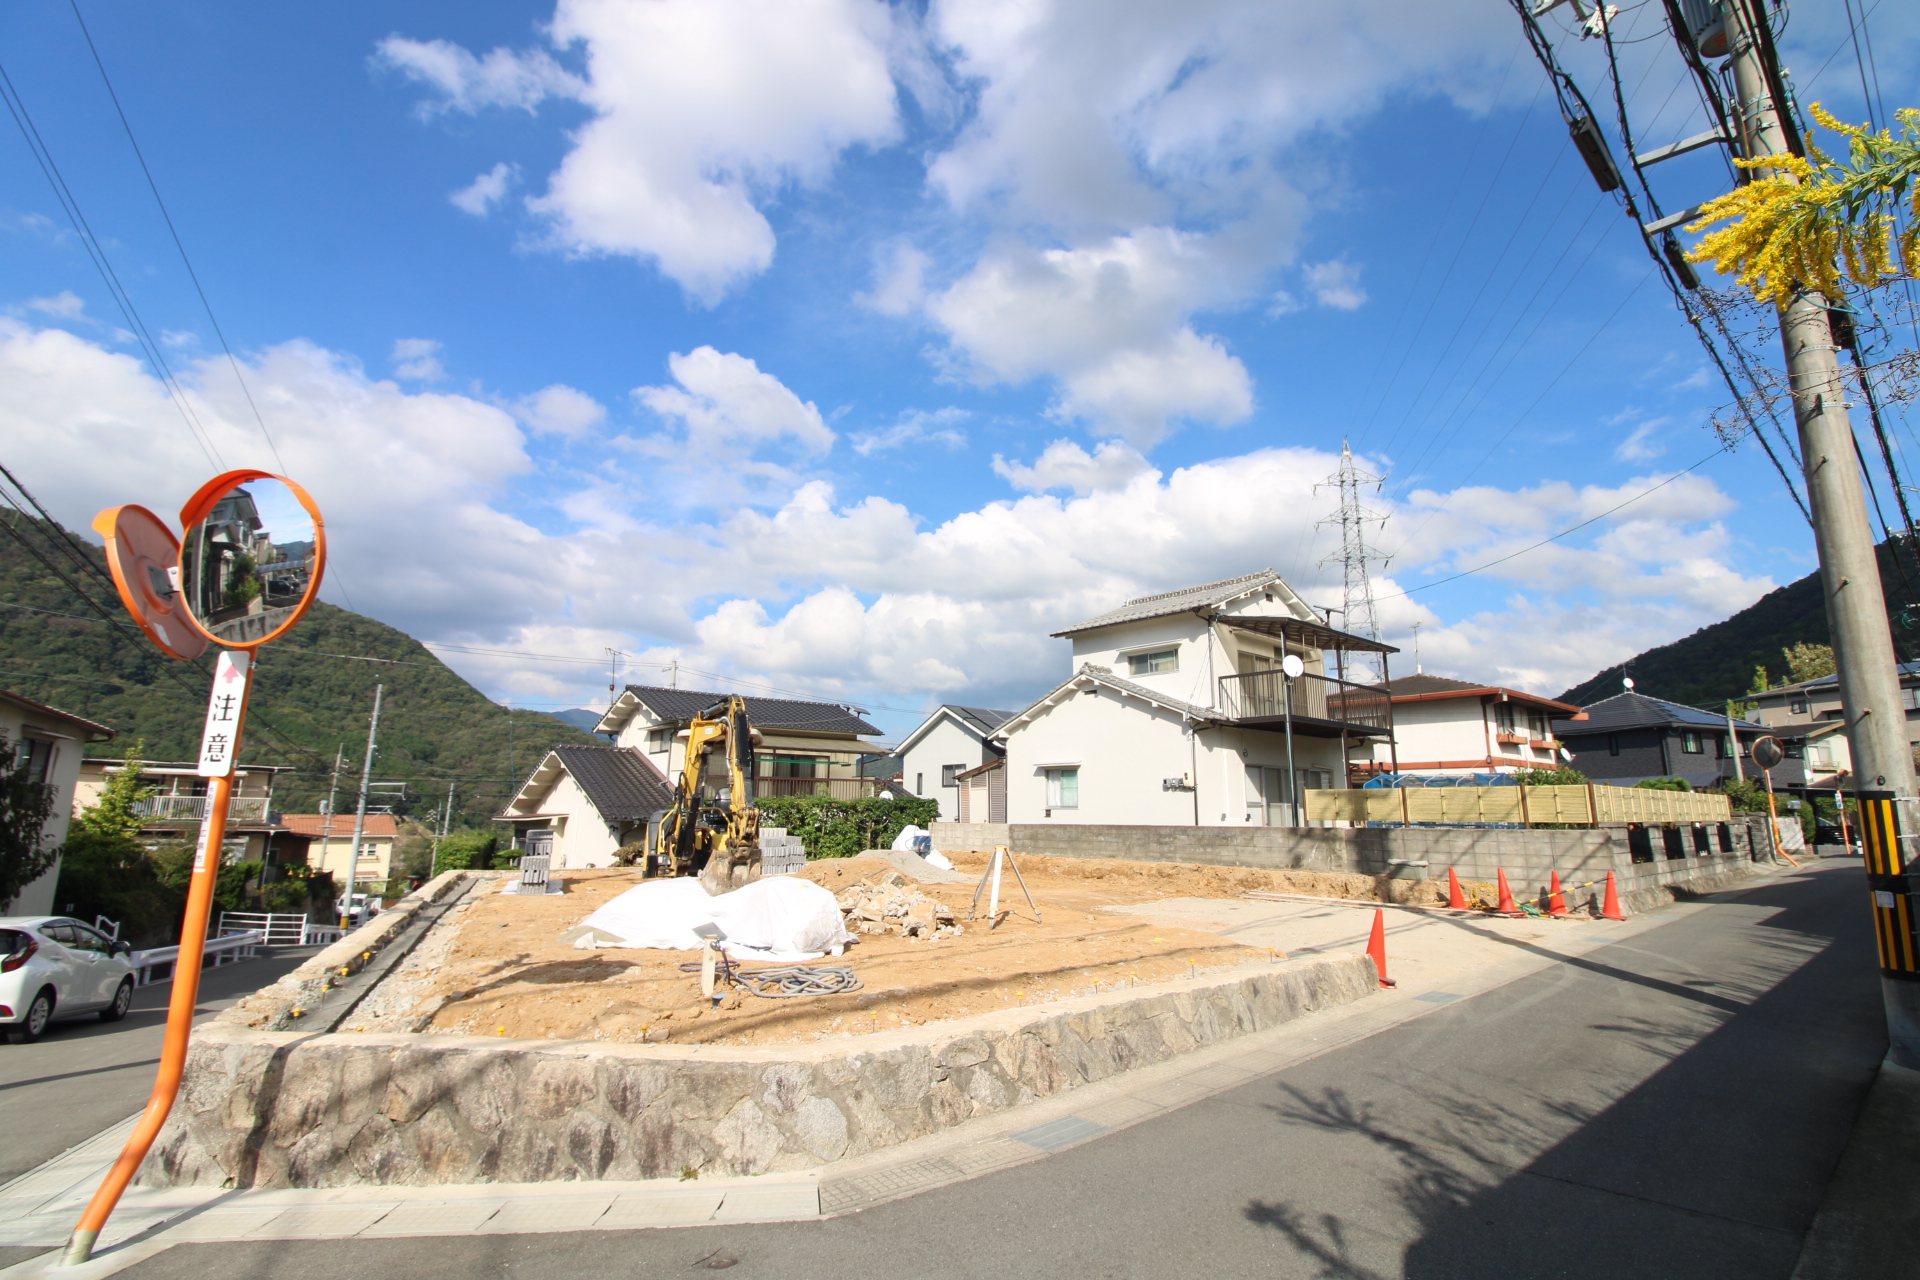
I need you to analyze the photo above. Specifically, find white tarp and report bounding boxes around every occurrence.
[573,876,853,962]
[889,825,955,870]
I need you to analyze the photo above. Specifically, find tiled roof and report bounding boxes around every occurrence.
[1,689,115,741]
[614,685,880,736]
[552,745,675,822]
[281,814,399,839]
[1556,691,1766,734]
[951,705,1017,734]
[1375,674,1483,696]
[1052,570,1286,636]
[1756,659,1920,696]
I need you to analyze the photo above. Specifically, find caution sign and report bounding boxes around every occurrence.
[1855,790,1919,980]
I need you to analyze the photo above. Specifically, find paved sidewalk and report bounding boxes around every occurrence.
[0,872,1780,1280]
[1790,1056,1920,1279]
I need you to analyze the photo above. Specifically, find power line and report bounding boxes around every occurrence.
[0,57,223,470]
[65,0,289,476]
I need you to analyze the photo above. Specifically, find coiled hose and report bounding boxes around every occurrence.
[678,956,863,997]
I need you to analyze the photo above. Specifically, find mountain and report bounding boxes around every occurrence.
[1558,539,1920,708]
[544,708,611,733]
[0,512,603,829]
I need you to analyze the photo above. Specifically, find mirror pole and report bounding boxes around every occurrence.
[63,656,253,1265]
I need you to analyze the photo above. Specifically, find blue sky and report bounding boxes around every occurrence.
[3,0,1915,742]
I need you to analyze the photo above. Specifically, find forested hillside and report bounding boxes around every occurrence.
[1559,540,1920,708]
[1,512,602,828]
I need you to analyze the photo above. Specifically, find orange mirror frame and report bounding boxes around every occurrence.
[92,504,210,661]
[174,469,328,650]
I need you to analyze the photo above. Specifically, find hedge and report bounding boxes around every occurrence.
[755,795,942,859]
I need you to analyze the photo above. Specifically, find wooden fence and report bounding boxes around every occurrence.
[1303,784,1733,827]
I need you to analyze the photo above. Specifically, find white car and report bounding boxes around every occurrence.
[1,917,137,1043]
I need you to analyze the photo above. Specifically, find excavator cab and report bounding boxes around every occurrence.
[645,695,763,895]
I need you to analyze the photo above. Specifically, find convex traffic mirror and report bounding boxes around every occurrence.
[92,504,208,661]
[176,471,326,648]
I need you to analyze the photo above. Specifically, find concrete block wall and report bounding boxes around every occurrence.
[932,815,1782,915]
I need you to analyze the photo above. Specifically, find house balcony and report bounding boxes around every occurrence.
[131,795,273,824]
[730,775,888,801]
[1496,732,1526,745]
[1215,670,1393,738]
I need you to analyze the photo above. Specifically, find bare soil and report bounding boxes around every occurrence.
[377,853,1426,1047]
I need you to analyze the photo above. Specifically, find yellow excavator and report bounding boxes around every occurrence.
[644,695,763,895]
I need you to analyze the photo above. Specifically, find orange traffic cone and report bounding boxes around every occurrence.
[1447,867,1467,910]
[1600,870,1627,921]
[1366,908,1396,988]
[1547,871,1567,917]
[1495,868,1519,916]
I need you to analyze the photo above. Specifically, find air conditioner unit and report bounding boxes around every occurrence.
[1162,774,1195,792]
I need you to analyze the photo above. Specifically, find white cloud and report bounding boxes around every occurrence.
[451,162,517,216]
[1613,417,1668,463]
[373,36,584,114]
[0,319,1770,715]
[635,346,833,454]
[851,407,967,456]
[27,291,86,320]
[385,1,901,303]
[1303,259,1366,310]
[859,242,929,316]
[927,229,1254,446]
[992,439,1155,495]
[391,337,446,382]
[516,383,607,438]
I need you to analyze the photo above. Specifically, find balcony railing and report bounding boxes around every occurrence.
[703,775,887,801]
[1216,670,1393,735]
[131,795,272,824]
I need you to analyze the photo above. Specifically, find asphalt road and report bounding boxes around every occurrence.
[117,863,1890,1279]
[0,946,319,1185]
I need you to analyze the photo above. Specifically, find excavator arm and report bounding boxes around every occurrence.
[645,695,762,894]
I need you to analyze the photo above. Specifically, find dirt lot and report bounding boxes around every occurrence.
[386,853,1421,1047]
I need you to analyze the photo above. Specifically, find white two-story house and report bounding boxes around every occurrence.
[1356,674,1580,778]
[992,570,1398,827]
[897,705,1015,821]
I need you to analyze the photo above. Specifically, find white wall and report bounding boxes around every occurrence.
[543,772,624,869]
[1,707,87,916]
[1002,684,1346,827]
[900,714,995,821]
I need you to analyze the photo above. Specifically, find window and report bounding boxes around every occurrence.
[1715,734,1731,758]
[357,843,380,860]
[1789,700,1808,715]
[67,925,111,954]
[1128,648,1179,676]
[764,757,819,779]
[915,773,924,795]
[941,764,965,788]
[1904,687,1920,711]
[1526,710,1548,737]
[1819,709,1843,721]
[645,728,672,752]
[1607,733,1620,757]
[1046,767,1079,809]
[1682,731,1702,754]
[13,737,53,786]
[1494,703,1516,733]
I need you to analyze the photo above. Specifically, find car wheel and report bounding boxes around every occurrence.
[100,978,134,1023]
[7,988,54,1044]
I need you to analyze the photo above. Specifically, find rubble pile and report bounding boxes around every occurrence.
[835,871,963,939]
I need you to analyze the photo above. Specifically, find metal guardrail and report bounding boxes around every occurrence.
[216,911,325,946]
[1216,669,1393,733]
[128,930,263,987]
[1304,783,1735,826]
[130,794,271,823]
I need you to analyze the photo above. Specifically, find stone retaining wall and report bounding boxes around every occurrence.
[144,953,1376,1190]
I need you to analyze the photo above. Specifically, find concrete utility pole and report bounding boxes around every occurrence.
[1726,0,1920,1063]
[347,684,383,901]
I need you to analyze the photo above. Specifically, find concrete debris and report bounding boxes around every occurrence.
[835,873,963,939]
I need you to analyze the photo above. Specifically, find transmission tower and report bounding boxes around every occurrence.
[1316,440,1391,647]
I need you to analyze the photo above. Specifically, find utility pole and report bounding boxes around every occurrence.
[321,743,344,876]
[429,780,454,880]
[1726,0,1920,1064]
[1725,701,1745,783]
[347,685,383,906]
[1317,441,1391,679]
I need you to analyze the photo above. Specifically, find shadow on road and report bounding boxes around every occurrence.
[1240,872,1884,1280]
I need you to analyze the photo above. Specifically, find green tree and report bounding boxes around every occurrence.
[1636,776,1693,792]
[394,822,435,879]
[1783,642,1836,684]
[433,831,497,871]
[1512,766,1588,786]
[54,746,191,945]
[0,730,60,911]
